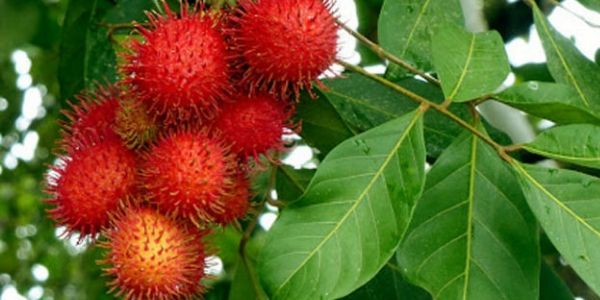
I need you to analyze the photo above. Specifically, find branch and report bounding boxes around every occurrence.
[238,210,265,300]
[337,59,513,162]
[98,22,140,32]
[504,144,524,153]
[237,160,281,300]
[335,19,441,87]
[386,262,405,274]
[547,0,600,28]
[265,162,286,208]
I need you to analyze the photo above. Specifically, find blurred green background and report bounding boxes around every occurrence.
[0,0,113,299]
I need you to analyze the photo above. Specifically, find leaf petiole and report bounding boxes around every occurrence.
[336,59,514,162]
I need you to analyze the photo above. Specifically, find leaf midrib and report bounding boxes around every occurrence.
[523,145,600,163]
[534,7,590,107]
[272,111,424,298]
[514,163,600,238]
[400,0,432,57]
[449,34,476,100]
[325,88,455,139]
[461,134,478,299]
[326,89,399,118]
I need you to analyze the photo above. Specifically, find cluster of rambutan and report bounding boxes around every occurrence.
[44,0,337,299]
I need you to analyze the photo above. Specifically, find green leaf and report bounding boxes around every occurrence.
[321,73,469,158]
[540,262,574,300]
[342,263,431,300]
[205,281,232,300]
[229,262,255,300]
[533,4,600,109]
[432,23,510,102]
[524,124,600,169]
[513,163,600,295]
[576,0,600,13]
[355,0,383,66]
[259,110,426,299]
[58,0,157,101]
[398,131,539,300]
[211,226,243,271]
[496,82,600,125]
[276,166,315,203]
[102,0,156,22]
[83,3,117,86]
[513,63,554,83]
[59,0,106,100]
[296,91,356,155]
[378,0,463,76]
[229,260,266,300]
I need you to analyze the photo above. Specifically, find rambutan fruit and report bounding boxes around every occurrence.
[229,0,338,95]
[115,98,157,149]
[140,130,238,225]
[211,93,292,159]
[100,207,207,299]
[61,85,120,151]
[45,137,137,238]
[120,1,231,124]
[211,173,251,225]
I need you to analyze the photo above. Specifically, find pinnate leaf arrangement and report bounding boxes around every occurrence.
[46,0,600,298]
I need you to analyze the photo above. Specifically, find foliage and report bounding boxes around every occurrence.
[2,0,600,299]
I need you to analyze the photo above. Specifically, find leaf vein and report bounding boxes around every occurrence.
[449,34,476,100]
[271,111,423,298]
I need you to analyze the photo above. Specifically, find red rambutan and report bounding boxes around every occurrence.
[229,0,338,95]
[211,173,251,224]
[61,85,120,151]
[100,207,206,299]
[46,137,137,238]
[212,93,292,159]
[140,130,238,225]
[115,98,157,149]
[120,1,231,123]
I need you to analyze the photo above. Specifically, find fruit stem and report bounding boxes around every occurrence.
[267,197,285,208]
[266,163,285,208]
[237,160,280,300]
[335,19,441,87]
[337,59,512,161]
[238,212,265,300]
[386,262,405,274]
[98,22,141,32]
[207,0,228,9]
[99,22,148,45]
